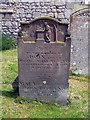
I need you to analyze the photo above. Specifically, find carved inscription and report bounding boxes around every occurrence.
[18,17,71,105]
[19,46,69,70]
[19,42,70,70]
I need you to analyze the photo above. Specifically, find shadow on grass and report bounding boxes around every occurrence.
[1,90,19,98]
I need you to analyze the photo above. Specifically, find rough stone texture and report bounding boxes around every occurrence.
[1,1,72,39]
[0,1,89,75]
[18,17,71,105]
[70,8,89,74]
[1,2,86,39]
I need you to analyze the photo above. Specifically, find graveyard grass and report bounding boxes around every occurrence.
[0,49,88,118]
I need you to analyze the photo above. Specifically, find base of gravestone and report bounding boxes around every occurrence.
[12,76,19,94]
[12,76,70,106]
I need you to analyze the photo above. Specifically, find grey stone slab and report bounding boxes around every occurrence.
[17,17,71,105]
[70,8,89,75]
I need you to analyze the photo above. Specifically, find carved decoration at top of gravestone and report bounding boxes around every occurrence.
[14,17,71,105]
[18,17,68,43]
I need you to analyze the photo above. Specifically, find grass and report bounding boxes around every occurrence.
[0,49,89,118]
[1,49,18,84]
[0,34,16,51]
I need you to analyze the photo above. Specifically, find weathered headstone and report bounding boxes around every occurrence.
[17,17,71,105]
[70,8,88,75]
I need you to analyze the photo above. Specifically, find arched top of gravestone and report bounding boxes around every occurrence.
[20,17,69,25]
[70,7,89,23]
[71,7,90,17]
[19,17,70,43]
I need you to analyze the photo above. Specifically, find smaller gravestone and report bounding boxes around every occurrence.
[14,17,71,105]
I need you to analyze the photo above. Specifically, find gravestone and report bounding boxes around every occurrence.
[70,8,88,74]
[17,17,71,105]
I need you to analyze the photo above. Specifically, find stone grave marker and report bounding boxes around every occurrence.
[17,17,71,105]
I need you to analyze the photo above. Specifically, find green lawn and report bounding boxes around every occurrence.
[0,49,88,118]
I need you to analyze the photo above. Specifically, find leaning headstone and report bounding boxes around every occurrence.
[17,17,71,105]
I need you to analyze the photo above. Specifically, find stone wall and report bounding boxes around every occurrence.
[1,1,73,39]
[0,1,89,75]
